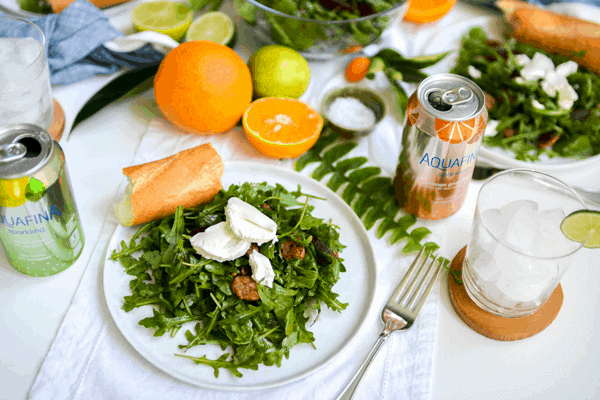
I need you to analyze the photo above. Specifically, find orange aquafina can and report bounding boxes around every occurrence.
[393,73,487,220]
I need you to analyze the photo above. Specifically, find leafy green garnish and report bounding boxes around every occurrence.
[112,182,348,377]
[451,27,600,161]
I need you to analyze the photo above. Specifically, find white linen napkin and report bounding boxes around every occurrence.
[29,117,445,400]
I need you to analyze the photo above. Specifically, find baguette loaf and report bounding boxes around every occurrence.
[496,0,600,74]
[115,143,224,226]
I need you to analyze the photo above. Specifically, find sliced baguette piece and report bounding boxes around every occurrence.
[115,143,224,226]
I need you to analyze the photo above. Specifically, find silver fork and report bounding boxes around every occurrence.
[335,247,444,400]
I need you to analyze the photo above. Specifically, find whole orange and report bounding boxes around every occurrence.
[154,41,252,134]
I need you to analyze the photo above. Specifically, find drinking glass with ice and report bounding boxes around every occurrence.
[462,169,586,317]
[0,17,53,130]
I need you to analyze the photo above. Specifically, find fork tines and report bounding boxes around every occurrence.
[392,247,444,314]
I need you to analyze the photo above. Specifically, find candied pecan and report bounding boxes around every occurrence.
[503,128,517,138]
[260,203,272,210]
[483,91,496,112]
[245,243,260,257]
[189,227,206,236]
[281,240,305,261]
[538,132,562,149]
[239,265,251,276]
[231,275,259,301]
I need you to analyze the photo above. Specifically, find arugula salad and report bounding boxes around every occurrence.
[234,0,403,51]
[110,182,348,378]
[451,27,600,162]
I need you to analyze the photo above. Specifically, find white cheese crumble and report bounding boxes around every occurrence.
[518,52,579,110]
[514,54,531,66]
[531,99,546,110]
[225,197,277,245]
[249,250,275,288]
[468,65,482,79]
[190,222,251,262]
[327,96,377,130]
[484,119,500,137]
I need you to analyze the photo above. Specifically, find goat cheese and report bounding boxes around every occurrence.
[484,119,500,137]
[190,222,251,262]
[468,65,482,79]
[225,197,277,244]
[520,53,554,81]
[248,250,275,288]
[519,52,579,110]
[531,99,546,110]
[514,54,531,66]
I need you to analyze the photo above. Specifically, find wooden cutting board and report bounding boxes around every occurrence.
[448,246,563,341]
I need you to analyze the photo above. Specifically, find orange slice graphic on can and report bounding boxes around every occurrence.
[406,93,420,127]
[435,116,481,144]
[467,114,487,144]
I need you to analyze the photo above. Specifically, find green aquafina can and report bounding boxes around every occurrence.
[0,124,84,276]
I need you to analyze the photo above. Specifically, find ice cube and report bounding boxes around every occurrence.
[495,245,559,302]
[534,207,580,258]
[504,201,541,254]
[16,38,41,66]
[0,39,17,65]
[472,251,501,282]
[536,207,565,235]
[481,208,507,239]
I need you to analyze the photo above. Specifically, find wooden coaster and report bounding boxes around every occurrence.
[47,99,65,142]
[448,246,563,341]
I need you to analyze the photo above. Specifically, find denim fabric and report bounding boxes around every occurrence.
[0,0,165,85]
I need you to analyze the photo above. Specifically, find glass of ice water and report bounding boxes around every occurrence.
[462,169,586,318]
[0,16,53,130]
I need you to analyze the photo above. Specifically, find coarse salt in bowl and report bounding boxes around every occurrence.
[321,86,387,138]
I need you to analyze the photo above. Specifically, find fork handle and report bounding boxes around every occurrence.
[335,334,390,400]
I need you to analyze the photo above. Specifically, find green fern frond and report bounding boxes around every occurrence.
[295,126,441,254]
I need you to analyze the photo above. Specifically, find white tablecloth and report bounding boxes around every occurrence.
[1,2,600,400]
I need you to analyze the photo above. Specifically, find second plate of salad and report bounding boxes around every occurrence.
[420,15,600,173]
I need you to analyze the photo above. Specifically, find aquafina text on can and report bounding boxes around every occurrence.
[0,124,84,276]
[393,74,488,220]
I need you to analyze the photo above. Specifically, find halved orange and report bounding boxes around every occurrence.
[243,97,323,158]
[435,117,480,144]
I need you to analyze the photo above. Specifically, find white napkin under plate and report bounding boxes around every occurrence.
[29,111,445,400]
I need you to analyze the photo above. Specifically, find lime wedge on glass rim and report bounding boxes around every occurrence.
[185,11,237,48]
[560,210,600,249]
[131,1,192,42]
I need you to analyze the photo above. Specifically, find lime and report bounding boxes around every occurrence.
[248,45,310,99]
[131,1,192,42]
[560,210,600,249]
[185,11,237,48]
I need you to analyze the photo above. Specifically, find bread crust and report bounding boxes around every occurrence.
[123,143,224,226]
[496,0,600,74]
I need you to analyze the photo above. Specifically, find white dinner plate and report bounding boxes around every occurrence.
[420,15,600,173]
[103,161,378,391]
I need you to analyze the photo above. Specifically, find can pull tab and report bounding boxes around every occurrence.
[441,87,473,105]
[0,143,27,163]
